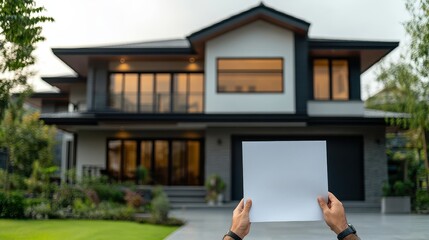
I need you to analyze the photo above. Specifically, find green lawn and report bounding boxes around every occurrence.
[0,219,178,240]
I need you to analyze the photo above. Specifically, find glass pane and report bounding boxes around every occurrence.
[187,141,201,185]
[313,59,330,100]
[173,74,187,113]
[217,59,283,93]
[108,140,122,181]
[189,74,203,93]
[218,59,282,71]
[154,140,169,185]
[218,73,282,92]
[109,74,123,110]
[332,60,349,100]
[123,74,138,112]
[123,141,137,180]
[172,141,186,185]
[140,141,152,174]
[155,74,171,113]
[140,74,154,112]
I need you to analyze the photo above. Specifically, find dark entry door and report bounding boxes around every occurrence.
[231,136,364,201]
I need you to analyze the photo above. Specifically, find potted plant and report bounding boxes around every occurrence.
[381,180,413,213]
[205,174,226,206]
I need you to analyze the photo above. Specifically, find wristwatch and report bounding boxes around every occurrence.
[337,224,357,240]
[223,230,242,240]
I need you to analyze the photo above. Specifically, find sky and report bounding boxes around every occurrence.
[32,0,410,99]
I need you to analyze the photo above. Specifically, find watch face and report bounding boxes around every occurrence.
[348,224,356,233]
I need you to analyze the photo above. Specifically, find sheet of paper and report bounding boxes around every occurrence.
[242,141,328,222]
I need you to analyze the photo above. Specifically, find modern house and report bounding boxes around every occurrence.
[33,4,398,209]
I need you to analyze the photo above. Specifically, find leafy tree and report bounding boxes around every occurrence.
[368,0,429,186]
[0,0,53,117]
[0,91,56,177]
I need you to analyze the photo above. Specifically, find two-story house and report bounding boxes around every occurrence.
[33,4,398,209]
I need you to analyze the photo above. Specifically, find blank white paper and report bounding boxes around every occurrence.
[242,141,328,222]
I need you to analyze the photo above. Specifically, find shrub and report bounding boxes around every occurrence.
[151,188,170,223]
[51,185,87,210]
[416,190,429,212]
[92,184,124,203]
[124,189,143,209]
[0,191,25,218]
[25,203,51,219]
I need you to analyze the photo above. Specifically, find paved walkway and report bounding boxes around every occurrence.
[166,208,429,240]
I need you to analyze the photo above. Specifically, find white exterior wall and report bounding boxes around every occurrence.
[76,131,107,177]
[205,20,295,113]
[308,100,365,117]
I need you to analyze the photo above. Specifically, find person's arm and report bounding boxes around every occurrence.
[318,192,361,240]
[223,198,252,240]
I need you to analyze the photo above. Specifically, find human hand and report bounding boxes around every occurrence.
[229,198,252,239]
[317,192,348,235]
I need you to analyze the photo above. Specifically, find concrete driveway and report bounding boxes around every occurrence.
[166,208,429,240]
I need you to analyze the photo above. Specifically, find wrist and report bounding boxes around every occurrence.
[230,228,245,239]
[333,222,349,235]
[224,230,243,240]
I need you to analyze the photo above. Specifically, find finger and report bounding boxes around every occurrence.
[243,199,252,214]
[317,196,328,211]
[234,199,244,213]
[328,192,341,204]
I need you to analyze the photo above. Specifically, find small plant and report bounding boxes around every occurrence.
[136,166,149,185]
[205,174,226,204]
[151,187,170,223]
[416,190,429,212]
[124,189,143,209]
[0,191,25,218]
[382,180,413,197]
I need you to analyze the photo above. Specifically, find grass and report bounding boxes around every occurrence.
[0,219,178,240]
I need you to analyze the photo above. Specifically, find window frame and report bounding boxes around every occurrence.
[107,71,205,113]
[106,137,205,185]
[312,58,350,101]
[216,57,284,94]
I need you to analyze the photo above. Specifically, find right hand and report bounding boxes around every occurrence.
[317,192,348,235]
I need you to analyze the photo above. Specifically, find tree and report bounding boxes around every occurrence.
[369,0,429,187]
[0,91,56,177]
[0,0,53,118]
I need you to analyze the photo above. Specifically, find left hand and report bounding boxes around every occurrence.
[230,198,252,239]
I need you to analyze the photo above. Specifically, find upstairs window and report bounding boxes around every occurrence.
[313,59,349,100]
[217,58,283,93]
[109,73,204,113]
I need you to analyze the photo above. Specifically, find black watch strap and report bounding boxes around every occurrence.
[337,224,357,240]
[224,230,242,240]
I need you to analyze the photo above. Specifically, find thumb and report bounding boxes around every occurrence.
[317,196,328,212]
[244,199,252,213]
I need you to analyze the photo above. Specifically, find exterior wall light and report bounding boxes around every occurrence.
[189,57,195,63]
[120,58,126,64]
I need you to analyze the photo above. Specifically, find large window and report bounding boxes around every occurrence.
[109,73,204,113]
[217,58,283,93]
[107,139,203,185]
[313,59,349,100]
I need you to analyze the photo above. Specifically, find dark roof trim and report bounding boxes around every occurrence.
[31,92,69,99]
[52,47,194,56]
[40,113,386,126]
[41,76,86,84]
[188,3,310,44]
[309,39,399,50]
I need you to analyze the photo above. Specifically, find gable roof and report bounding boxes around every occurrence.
[187,3,310,53]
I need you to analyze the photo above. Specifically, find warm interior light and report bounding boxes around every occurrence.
[189,57,195,63]
[120,58,126,64]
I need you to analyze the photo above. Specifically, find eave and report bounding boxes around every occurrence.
[309,39,399,73]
